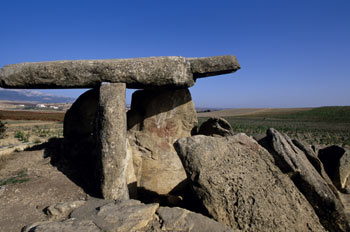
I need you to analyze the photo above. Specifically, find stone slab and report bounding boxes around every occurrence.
[0,55,240,89]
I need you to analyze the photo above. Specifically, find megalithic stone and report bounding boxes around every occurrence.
[96,83,129,200]
[0,55,240,89]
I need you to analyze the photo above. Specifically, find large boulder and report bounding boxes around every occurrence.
[127,88,197,196]
[174,134,325,231]
[62,88,100,195]
[198,117,233,137]
[318,145,350,191]
[0,55,240,89]
[260,128,349,232]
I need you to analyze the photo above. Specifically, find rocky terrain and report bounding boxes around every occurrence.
[1,55,350,231]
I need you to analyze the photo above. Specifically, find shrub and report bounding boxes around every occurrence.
[0,120,6,139]
[14,130,30,142]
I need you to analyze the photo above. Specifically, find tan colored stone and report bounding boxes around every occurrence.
[175,134,326,231]
[127,88,197,195]
[261,128,350,232]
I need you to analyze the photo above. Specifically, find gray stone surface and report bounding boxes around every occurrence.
[292,139,337,191]
[23,219,101,232]
[261,128,349,232]
[156,207,234,232]
[96,83,128,200]
[95,200,158,232]
[69,197,114,220]
[70,199,159,232]
[127,89,197,195]
[25,199,235,232]
[0,55,240,89]
[175,134,325,231]
[197,117,233,137]
[46,200,86,220]
[188,55,240,78]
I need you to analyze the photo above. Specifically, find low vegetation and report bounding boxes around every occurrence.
[198,106,350,146]
[0,169,30,186]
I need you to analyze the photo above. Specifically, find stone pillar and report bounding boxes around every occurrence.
[96,83,129,200]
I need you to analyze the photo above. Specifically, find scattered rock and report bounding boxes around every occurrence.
[92,200,159,232]
[69,197,115,220]
[318,145,350,191]
[45,200,86,220]
[25,198,235,232]
[127,88,197,195]
[175,134,325,231]
[0,55,240,89]
[261,128,349,232]
[198,117,233,137]
[22,218,101,232]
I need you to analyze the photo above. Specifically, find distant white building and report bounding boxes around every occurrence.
[36,104,46,108]
[49,106,59,110]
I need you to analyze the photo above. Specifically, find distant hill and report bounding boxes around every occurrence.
[0,88,75,103]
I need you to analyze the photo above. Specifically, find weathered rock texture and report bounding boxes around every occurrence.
[0,55,240,89]
[198,117,233,137]
[63,87,197,199]
[154,207,234,232]
[318,145,350,191]
[292,139,336,189]
[23,219,101,232]
[25,199,234,232]
[127,89,197,195]
[174,134,325,231]
[96,83,128,200]
[45,200,86,220]
[261,128,350,232]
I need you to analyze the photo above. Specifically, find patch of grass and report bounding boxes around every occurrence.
[0,169,30,186]
[14,130,30,142]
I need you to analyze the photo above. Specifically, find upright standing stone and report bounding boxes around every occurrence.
[96,83,129,200]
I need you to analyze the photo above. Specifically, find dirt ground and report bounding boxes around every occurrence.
[0,150,87,232]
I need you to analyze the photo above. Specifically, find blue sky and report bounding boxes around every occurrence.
[0,0,349,108]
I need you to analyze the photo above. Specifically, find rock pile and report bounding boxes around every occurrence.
[1,55,349,231]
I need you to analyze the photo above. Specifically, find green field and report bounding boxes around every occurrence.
[198,106,350,146]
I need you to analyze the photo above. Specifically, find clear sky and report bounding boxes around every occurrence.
[0,0,349,108]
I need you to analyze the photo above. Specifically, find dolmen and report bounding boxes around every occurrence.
[0,55,240,200]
